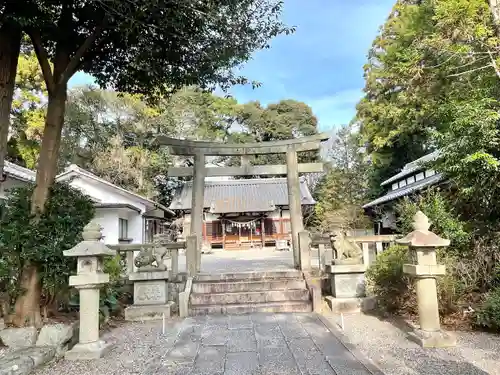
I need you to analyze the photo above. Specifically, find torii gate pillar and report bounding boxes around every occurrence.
[286,147,303,267]
[191,152,205,272]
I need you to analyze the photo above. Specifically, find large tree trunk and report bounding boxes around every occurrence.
[13,85,67,327]
[11,265,42,327]
[0,23,21,180]
[30,86,67,213]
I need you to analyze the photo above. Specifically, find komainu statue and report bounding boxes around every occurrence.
[330,230,363,265]
[134,222,179,271]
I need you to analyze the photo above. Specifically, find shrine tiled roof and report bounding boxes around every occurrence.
[169,177,316,213]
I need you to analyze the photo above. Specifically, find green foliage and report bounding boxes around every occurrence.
[357,0,500,203]
[312,125,370,232]
[220,99,319,168]
[365,245,415,314]
[476,287,500,331]
[395,190,471,252]
[0,183,94,303]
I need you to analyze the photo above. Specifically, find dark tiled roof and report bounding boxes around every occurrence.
[363,173,444,208]
[169,177,316,213]
[381,150,440,186]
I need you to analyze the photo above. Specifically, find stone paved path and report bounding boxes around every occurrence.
[33,313,378,375]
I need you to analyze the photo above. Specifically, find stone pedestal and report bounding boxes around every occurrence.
[397,211,456,348]
[330,264,366,298]
[63,223,115,360]
[125,270,173,321]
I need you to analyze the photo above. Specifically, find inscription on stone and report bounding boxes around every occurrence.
[134,280,167,305]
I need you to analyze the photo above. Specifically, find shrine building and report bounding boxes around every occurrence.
[169,177,316,250]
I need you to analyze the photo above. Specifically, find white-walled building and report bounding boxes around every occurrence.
[1,162,173,244]
[0,161,36,199]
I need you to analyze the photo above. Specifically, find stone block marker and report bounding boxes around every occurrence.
[124,270,174,321]
[63,222,116,360]
[397,211,456,348]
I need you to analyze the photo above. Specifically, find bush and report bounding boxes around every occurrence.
[396,190,471,254]
[476,287,500,331]
[0,183,95,316]
[365,245,416,314]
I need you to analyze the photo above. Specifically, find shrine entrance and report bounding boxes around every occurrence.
[155,133,329,274]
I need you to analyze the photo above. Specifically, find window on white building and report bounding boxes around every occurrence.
[399,179,407,187]
[391,183,398,190]
[415,172,425,181]
[119,218,129,239]
[426,169,436,177]
[406,175,415,185]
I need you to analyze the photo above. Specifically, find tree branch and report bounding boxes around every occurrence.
[487,49,500,80]
[59,22,105,85]
[29,30,55,95]
[446,64,493,78]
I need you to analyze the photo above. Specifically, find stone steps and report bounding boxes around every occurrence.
[195,270,303,282]
[192,279,307,294]
[191,289,310,305]
[190,300,312,315]
[189,270,312,316]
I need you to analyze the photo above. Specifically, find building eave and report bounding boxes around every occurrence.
[56,165,174,216]
[381,150,440,187]
[363,173,444,209]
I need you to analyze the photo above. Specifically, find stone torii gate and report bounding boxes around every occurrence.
[155,133,329,272]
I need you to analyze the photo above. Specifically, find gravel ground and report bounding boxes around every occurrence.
[32,319,187,375]
[324,312,500,375]
[31,313,376,375]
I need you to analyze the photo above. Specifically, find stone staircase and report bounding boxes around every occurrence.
[189,270,312,315]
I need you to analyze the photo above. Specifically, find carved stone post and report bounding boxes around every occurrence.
[397,211,456,348]
[63,223,115,360]
[286,146,303,269]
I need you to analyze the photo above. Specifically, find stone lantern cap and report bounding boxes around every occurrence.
[396,211,450,248]
[63,222,116,258]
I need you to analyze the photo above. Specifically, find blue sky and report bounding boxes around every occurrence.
[69,0,394,132]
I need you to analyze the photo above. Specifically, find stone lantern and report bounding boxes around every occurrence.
[63,222,116,360]
[397,211,456,348]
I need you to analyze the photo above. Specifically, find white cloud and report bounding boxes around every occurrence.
[304,89,364,130]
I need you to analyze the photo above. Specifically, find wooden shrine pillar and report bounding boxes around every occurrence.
[261,218,265,248]
[190,152,205,272]
[286,146,303,268]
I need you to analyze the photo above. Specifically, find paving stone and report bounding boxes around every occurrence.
[254,323,287,349]
[206,315,229,328]
[258,346,301,375]
[276,315,309,340]
[201,325,229,346]
[229,315,253,330]
[227,329,257,352]
[164,339,200,365]
[250,313,276,325]
[192,346,226,374]
[288,338,335,375]
[325,358,372,375]
[224,352,259,375]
